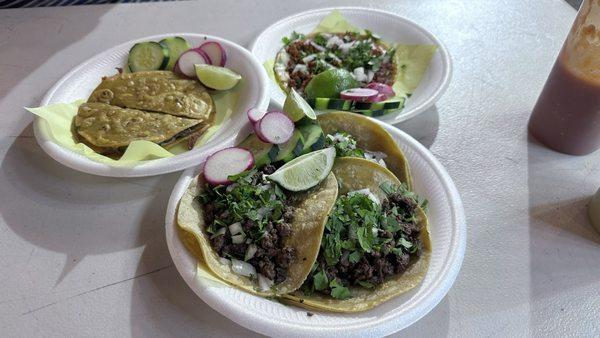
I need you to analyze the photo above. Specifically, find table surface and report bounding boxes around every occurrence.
[1,0,599,337]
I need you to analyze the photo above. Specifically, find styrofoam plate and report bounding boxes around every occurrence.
[249,7,452,124]
[165,120,466,337]
[34,33,269,177]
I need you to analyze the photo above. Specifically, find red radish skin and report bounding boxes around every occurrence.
[175,49,211,78]
[203,147,254,185]
[256,112,294,144]
[366,82,395,98]
[340,88,379,102]
[199,41,227,67]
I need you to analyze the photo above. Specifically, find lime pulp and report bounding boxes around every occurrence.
[195,64,241,90]
[283,88,316,122]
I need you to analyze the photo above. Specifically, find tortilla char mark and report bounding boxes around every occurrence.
[278,32,397,96]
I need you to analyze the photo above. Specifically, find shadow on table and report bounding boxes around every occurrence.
[128,218,262,337]
[0,4,114,108]
[394,105,439,149]
[0,121,179,286]
[527,133,600,333]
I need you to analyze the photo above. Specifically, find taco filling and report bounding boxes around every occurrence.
[301,181,427,299]
[198,165,298,284]
[276,31,396,96]
[325,132,388,168]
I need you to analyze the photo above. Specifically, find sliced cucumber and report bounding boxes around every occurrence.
[159,37,191,71]
[238,133,279,168]
[296,119,326,154]
[307,97,405,113]
[275,129,305,162]
[128,42,169,72]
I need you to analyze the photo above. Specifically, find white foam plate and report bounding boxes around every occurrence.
[165,120,466,337]
[34,33,269,177]
[249,7,452,124]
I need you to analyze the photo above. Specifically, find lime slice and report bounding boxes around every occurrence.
[195,64,241,90]
[283,88,316,122]
[304,68,360,99]
[267,147,336,192]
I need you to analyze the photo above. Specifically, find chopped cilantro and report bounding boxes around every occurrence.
[313,34,328,47]
[329,280,352,300]
[282,31,306,46]
[313,270,329,291]
[325,132,365,158]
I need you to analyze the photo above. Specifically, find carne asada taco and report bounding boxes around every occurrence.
[283,157,430,312]
[318,111,413,189]
[274,31,395,97]
[177,167,338,296]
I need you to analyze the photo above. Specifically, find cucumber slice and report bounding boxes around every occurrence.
[159,37,191,71]
[307,97,405,112]
[238,133,279,168]
[275,130,305,162]
[128,42,169,72]
[296,119,326,154]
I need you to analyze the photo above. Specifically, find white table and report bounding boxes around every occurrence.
[1,1,599,336]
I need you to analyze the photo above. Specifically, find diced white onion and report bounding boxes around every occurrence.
[364,151,388,168]
[219,257,231,266]
[339,41,356,53]
[326,35,344,48]
[279,51,290,65]
[231,233,246,244]
[228,222,243,235]
[353,67,368,82]
[257,206,270,219]
[258,273,274,291]
[245,244,258,261]
[231,259,256,277]
[309,41,326,52]
[372,227,379,236]
[328,52,341,64]
[367,70,375,82]
[226,183,238,192]
[292,64,309,74]
[302,54,317,63]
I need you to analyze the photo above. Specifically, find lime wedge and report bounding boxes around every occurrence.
[266,147,336,191]
[304,68,360,99]
[195,64,241,90]
[283,88,316,122]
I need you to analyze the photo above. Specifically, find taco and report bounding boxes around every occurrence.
[283,157,430,312]
[88,71,215,120]
[318,111,413,189]
[74,102,210,155]
[274,32,396,97]
[177,166,338,296]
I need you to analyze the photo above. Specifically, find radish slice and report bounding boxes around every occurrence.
[340,88,379,102]
[256,112,294,144]
[174,48,211,78]
[198,41,227,67]
[203,147,254,185]
[247,108,267,125]
[366,82,395,98]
